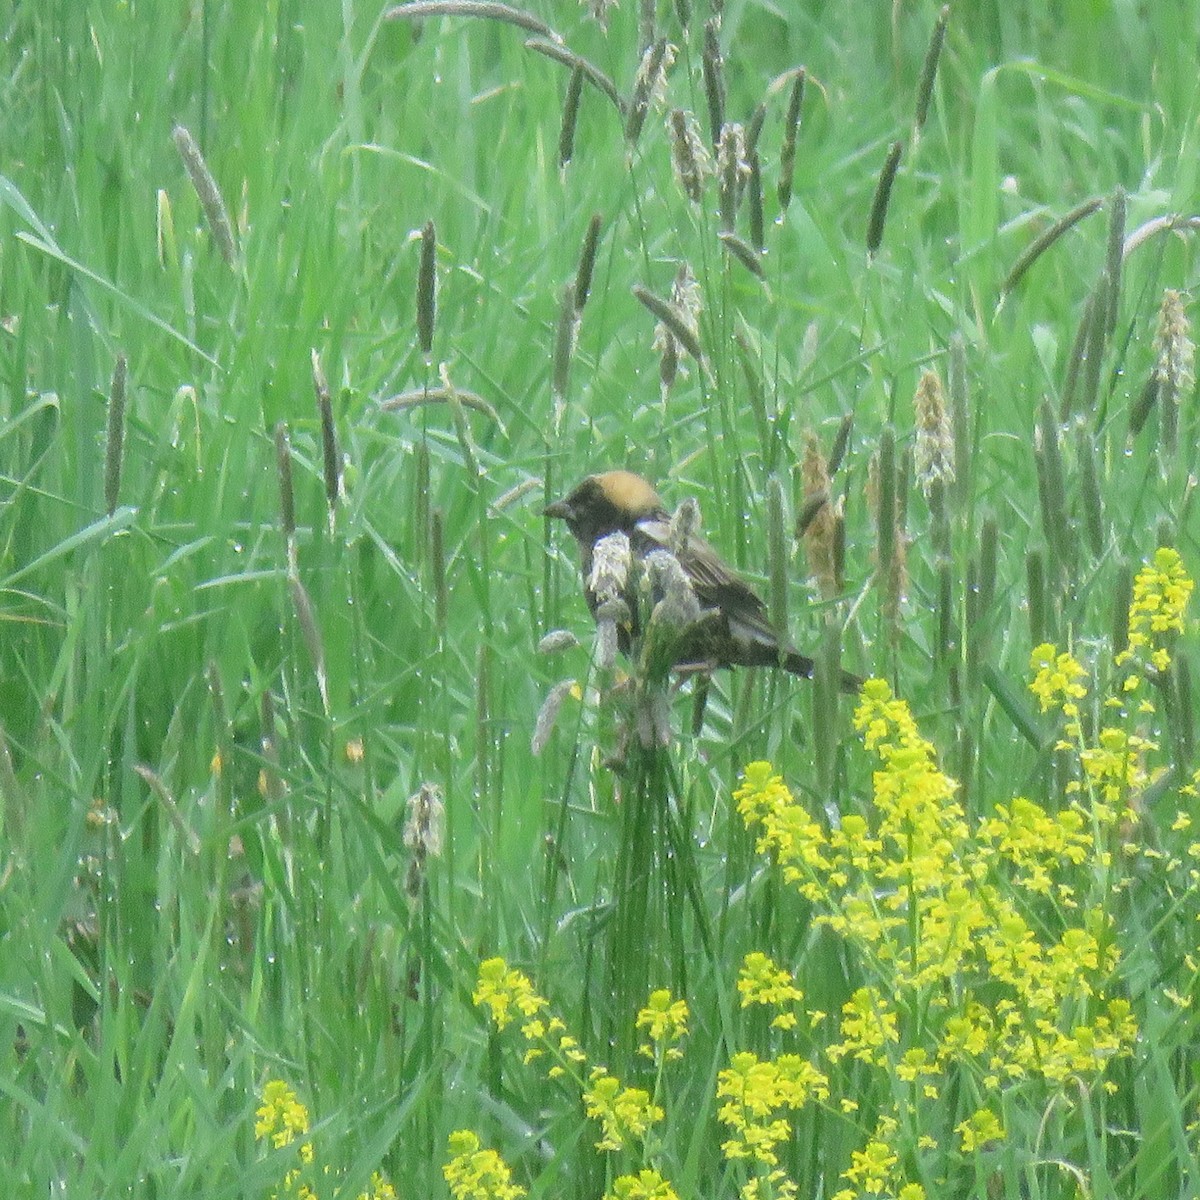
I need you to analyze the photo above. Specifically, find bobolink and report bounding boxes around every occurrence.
[545,470,862,693]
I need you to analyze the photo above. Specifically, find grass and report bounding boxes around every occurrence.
[1,1,1198,1197]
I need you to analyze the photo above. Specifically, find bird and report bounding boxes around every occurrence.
[545,470,862,693]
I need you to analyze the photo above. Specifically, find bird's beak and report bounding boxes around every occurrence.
[543,499,572,521]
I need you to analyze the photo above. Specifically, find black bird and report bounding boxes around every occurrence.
[545,470,862,693]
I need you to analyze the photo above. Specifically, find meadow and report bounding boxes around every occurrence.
[1,2,1198,1197]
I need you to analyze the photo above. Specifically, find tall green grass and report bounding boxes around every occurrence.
[1,1,1197,1196]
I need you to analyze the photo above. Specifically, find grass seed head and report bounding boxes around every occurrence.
[669,108,710,204]
[914,368,955,494]
[171,124,237,267]
[558,63,584,167]
[417,220,437,359]
[701,20,725,146]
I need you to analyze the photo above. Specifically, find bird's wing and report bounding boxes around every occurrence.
[635,518,777,639]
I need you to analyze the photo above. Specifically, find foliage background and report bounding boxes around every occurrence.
[1,1,1197,1196]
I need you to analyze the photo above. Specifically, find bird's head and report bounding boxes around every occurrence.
[544,471,667,548]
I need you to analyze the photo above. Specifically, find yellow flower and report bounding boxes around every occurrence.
[1126,548,1194,650]
[255,1079,311,1147]
[1028,644,1088,713]
[636,988,689,1055]
[956,1108,1004,1153]
[473,958,548,1032]
[443,1130,526,1200]
[606,1169,680,1200]
[737,952,803,1019]
[583,1067,663,1152]
[841,1139,897,1193]
[358,1171,398,1200]
[716,1051,828,1166]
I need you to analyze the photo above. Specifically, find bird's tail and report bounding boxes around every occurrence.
[782,649,864,695]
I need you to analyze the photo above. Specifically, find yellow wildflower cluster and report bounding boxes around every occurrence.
[584,1067,665,1152]
[717,1050,829,1167]
[1118,546,1194,678]
[254,1080,396,1200]
[1028,643,1088,732]
[607,1168,680,1200]
[472,958,681,1190]
[827,1114,927,1200]
[473,957,551,1033]
[256,1079,313,1152]
[636,988,690,1060]
[826,986,899,1066]
[737,952,804,1030]
[443,1130,526,1200]
[255,1080,316,1199]
[732,672,1149,1182]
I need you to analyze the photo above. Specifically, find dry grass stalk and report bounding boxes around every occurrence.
[385,1,560,42]
[493,477,541,513]
[1152,289,1194,409]
[439,364,481,479]
[537,629,580,655]
[380,385,500,426]
[289,576,330,715]
[134,765,201,856]
[581,0,617,25]
[1152,289,1194,454]
[403,782,445,898]
[866,140,903,258]
[171,124,237,267]
[1123,213,1200,259]
[525,38,622,114]
[589,531,632,669]
[532,679,577,755]
[104,354,127,517]
[655,326,679,401]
